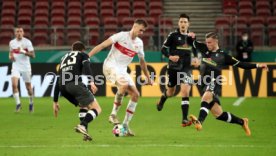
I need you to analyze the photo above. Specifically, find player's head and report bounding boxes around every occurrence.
[131,19,148,38]
[14,27,24,40]
[242,32,249,41]
[205,32,219,52]
[178,13,190,33]
[72,41,86,52]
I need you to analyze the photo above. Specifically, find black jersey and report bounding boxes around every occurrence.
[59,51,90,85]
[193,41,257,80]
[162,29,197,68]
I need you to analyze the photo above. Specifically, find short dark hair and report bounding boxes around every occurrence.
[72,41,85,51]
[134,19,148,28]
[179,13,190,21]
[205,32,219,40]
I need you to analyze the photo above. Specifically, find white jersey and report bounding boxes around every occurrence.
[9,37,34,72]
[104,31,145,71]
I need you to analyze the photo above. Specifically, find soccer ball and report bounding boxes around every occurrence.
[112,124,126,137]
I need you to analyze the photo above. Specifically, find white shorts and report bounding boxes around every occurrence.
[103,64,135,86]
[11,69,32,83]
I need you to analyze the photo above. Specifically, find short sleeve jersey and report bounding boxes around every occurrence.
[104,31,144,70]
[9,37,34,72]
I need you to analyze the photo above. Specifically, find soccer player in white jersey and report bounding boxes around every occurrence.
[88,19,153,136]
[9,27,35,113]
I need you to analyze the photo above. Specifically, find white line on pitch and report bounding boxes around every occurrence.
[0,144,272,148]
[233,97,246,106]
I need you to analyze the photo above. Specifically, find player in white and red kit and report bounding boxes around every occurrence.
[9,27,35,113]
[88,19,153,136]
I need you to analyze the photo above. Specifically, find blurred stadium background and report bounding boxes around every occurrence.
[0,1,276,155]
[1,0,276,98]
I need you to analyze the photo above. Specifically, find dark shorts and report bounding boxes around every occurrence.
[202,80,221,105]
[167,68,193,88]
[60,82,94,107]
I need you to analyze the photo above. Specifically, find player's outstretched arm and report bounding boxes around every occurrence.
[88,38,113,57]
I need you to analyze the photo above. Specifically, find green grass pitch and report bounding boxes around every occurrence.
[0,97,275,156]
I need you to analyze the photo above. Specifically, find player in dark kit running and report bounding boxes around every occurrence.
[53,41,101,141]
[188,32,268,136]
[156,13,200,127]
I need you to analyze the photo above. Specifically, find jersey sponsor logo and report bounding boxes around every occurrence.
[11,48,28,54]
[114,42,137,57]
[202,58,217,66]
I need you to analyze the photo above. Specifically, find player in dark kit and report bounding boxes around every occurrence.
[53,41,101,141]
[156,13,200,127]
[188,32,268,136]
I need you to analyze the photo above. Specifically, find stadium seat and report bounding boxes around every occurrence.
[215,16,232,27]
[149,2,163,10]
[33,33,49,46]
[101,9,114,18]
[267,16,276,26]
[159,18,174,28]
[51,32,64,46]
[103,17,118,26]
[68,9,82,17]
[144,17,155,28]
[35,1,49,10]
[249,16,266,26]
[84,10,98,19]
[85,18,100,27]
[101,1,114,10]
[2,1,16,10]
[223,8,238,15]
[83,1,98,10]
[149,9,163,25]
[256,1,270,10]
[68,2,81,10]
[269,31,276,46]
[223,0,237,9]
[88,31,100,46]
[133,1,147,10]
[51,9,66,18]
[233,23,248,37]
[34,17,49,27]
[0,30,14,45]
[238,1,253,9]
[256,8,271,17]
[1,9,16,17]
[18,1,32,10]
[104,30,117,40]
[117,1,130,10]
[235,16,248,25]
[117,9,131,25]
[18,9,32,17]
[52,2,65,10]
[67,31,82,45]
[251,31,265,46]
[133,9,147,18]
[239,8,254,17]
[18,16,32,25]
[121,17,136,30]
[51,16,65,28]
[1,17,15,27]
[67,17,82,27]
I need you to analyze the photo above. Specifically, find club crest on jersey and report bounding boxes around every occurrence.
[178,37,181,40]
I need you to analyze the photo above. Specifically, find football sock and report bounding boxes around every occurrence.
[198,101,210,123]
[13,92,21,105]
[79,109,88,129]
[123,100,137,125]
[158,90,168,105]
[181,97,189,120]
[111,93,124,115]
[29,95,33,104]
[216,112,244,126]
[80,109,98,128]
